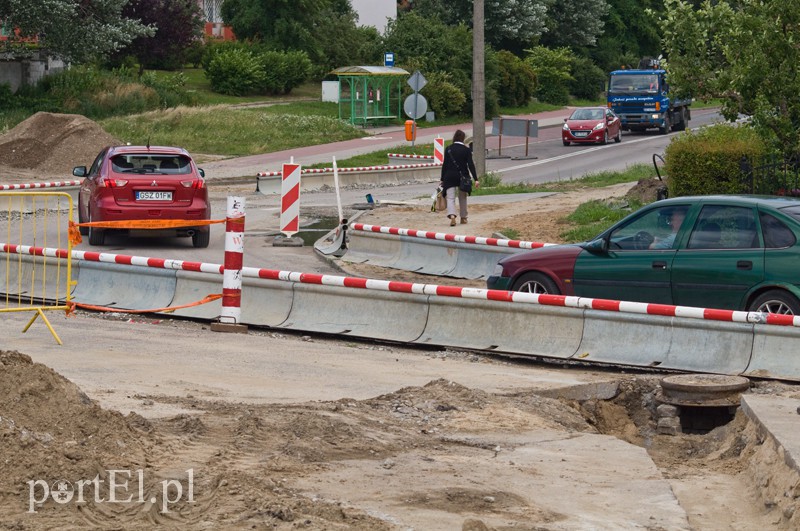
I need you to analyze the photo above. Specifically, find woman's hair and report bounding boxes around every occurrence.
[452,129,466,143]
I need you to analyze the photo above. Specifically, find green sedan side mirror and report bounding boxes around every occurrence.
[583,238,608,254]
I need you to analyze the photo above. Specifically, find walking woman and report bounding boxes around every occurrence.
[440,129,479,226]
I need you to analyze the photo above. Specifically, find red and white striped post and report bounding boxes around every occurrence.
[280,161,301,236]
[213,196,248,332]
[434,136,444,165]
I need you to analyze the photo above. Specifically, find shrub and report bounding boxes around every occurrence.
[204,48,264,96]
[256,50,311,95]
[525,46,573,106]
[495,50,537,107]
[184,39,206,68]
[139,71,197,108]
[421,71,466,119]
[281,51,312,94]
[257,50,287,95]
[569,56,606,101]
[0,83,17,110]
[664,124,768,197]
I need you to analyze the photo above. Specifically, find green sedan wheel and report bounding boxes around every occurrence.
[512,272,560,295]
[749,290,800,315]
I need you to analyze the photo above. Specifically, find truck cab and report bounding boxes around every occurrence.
[607,68,690,134]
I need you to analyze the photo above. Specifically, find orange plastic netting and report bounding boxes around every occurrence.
[66,293,224,316]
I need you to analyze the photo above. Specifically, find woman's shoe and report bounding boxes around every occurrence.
[460,217,467,224]
[449,215,456,226]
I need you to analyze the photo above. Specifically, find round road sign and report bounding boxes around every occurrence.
[403,94,428,120]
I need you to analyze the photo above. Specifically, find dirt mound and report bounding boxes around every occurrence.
[0,351,150,490]
[626,177,668,203]
[0,112,118,175]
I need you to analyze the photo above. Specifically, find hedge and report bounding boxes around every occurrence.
[664,124,767,197]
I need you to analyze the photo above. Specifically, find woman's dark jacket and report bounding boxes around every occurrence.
[440,142,478,194]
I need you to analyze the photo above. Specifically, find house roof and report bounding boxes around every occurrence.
[331,66,410,76]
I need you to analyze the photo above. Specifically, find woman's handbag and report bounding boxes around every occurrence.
[436,190,447,211]
[458,172,472,193]
[432,187,447,212]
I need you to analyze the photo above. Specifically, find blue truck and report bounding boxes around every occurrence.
[607,59,691,135]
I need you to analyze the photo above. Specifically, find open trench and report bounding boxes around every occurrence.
[564,376,800,530]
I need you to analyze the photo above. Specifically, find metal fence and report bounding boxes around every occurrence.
[739,154,800,196]
[0,192,74,344]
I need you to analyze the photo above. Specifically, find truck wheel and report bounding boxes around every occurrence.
[674,108,688,131]
[659,115,671,135]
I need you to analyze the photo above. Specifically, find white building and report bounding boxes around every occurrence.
[350,0,397,34]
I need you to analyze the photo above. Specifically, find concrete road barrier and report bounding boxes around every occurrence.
[344,225,542,279]
[2,254,73,301]
[8,244,800,382]
[166,270,223,320]
[576,310,754,375]
[72,261,176,310]
[277,283,429,342]
[391,236,459,276]
[447,244,517,279]
[341,230,403,266]
[416,297,584,357]
[239,277,295,327]
[746,325,800,380]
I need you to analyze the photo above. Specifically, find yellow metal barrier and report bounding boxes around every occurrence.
[1,191,74,344]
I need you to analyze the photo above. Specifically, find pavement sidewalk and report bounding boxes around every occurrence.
[202,107,574,180]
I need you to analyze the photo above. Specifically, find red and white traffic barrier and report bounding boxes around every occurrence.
[434,136,444,165]
[3,242,797,327]
[257,162,439,178]
[220,196,245,324]
[350,223,556,250]
[386,153,434,160]
[280,162,300,236]
[0,180,82,191]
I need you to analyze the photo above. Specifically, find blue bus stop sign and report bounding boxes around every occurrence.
[384,52,395,67]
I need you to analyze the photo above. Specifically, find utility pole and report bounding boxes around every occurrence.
[472,0,486,176]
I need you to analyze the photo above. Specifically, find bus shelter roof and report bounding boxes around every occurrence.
[331,66,410,76]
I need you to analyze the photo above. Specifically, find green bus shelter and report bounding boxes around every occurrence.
[331,66,410,126]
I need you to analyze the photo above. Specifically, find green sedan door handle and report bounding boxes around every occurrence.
[652,260,667,270]
[737,260,753,270]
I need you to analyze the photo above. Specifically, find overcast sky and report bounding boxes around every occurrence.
[350,0,397,34]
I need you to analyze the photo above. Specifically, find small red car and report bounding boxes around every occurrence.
[562,107,622,146]
[74,145,211,247]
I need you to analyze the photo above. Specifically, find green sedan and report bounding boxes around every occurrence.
[487,195,800,314]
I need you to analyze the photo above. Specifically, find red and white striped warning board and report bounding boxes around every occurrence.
[280,163,301,236]
[434,137,444,165]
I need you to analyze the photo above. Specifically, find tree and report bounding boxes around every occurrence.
[408,0,548,52]
[591,0,664,72]
[221,0,377,74]
[116,0,205,73]
[0,0,153,63]
[383,11,472,80]
[661,0,800,158]
[540,0,610,49]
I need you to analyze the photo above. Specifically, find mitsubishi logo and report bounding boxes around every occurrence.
[151,180,158,187]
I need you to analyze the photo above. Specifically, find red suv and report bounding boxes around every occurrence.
[74,146,211,247]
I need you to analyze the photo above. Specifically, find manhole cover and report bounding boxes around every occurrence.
[657,374,750,407]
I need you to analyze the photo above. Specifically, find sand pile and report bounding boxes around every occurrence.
[0,112,119,176]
